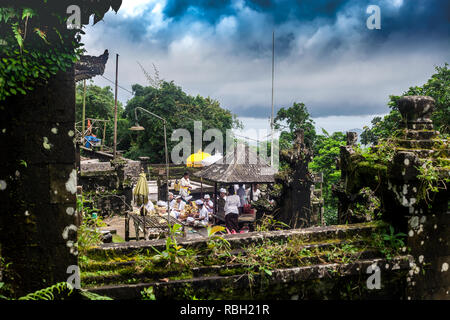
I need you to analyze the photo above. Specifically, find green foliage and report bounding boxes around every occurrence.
[0,5,82,101]
[351,187,381,221]
[76,83,122,122]
[151,224,194,267]
[371,226,407,260]
[360,111,402,146]
[141,287,156,300]
[361,63,450,145]
[75,83,130,148]
[0,282,9,300]
[309,130,346,224]
[239,239,278,277]
[206,225,231,260]
[124,81,241,162]
[274,102,317,149]
[326,243,359,264]
[416,159,448,206]
[256,214,290,231]
[77,194,107,254]
[18,282,73,300]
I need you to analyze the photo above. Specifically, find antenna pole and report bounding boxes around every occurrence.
[113,53,119,158]
[270,31,275,166]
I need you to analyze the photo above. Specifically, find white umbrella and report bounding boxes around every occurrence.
[201,153,223,167]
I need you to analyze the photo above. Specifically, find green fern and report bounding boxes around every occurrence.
[18,282,72,300]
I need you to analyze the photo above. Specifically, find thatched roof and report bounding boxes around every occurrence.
[194,145,276,183]
[75,50,109,82]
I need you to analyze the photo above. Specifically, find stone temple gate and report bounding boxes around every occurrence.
[0,3,447,296]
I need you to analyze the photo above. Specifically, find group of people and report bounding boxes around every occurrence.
[139,171,261,233]
[216,183,261,234]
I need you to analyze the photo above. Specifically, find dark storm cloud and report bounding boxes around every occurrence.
[84,0,450,121]
[163,0,348,22]
[160,0,449,44]
[233,100,383,118]
[107,0,449,62]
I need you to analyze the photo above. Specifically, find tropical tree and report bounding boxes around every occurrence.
[124,81,241,163]
[75,83,128,147]
[274,102,317,150]
[309,130,347,224]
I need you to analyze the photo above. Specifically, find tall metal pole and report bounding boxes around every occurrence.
[82,79,86,141]
[164,121,170,226]
[113,53,119,158]
[270,31,275,167]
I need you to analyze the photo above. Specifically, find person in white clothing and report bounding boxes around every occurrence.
[203,194,214,213]
[236,183,246,213]
[195,199,209,226]
[170,195,186,218]
[248,184,261,202]
[179,172,193,199]
[224,186,240,233]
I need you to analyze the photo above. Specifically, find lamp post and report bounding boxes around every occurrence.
[129,107,170,226]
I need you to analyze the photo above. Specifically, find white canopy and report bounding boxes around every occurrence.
[201,153,223,167]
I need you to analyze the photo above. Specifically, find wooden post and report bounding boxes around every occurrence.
[125,212,129,242]
[113,53,119,158]
[143,215,147,240]
[82,79,86,141]
[101,121,106,151]
[201,177,203,198]
[214,182,217,224]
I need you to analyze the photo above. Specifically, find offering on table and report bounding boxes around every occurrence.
[156,200,168,216]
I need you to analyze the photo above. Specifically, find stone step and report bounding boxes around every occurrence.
[80,248,385,286]
[404,130,437,140]
[396,148,442,159]
[86,255,412,300]
[396,139,445,150]
[81,239,369,273]
[86,222,382,257]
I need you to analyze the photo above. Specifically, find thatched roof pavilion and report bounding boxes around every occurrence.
[194,144,276,184]
[194,144,276,222]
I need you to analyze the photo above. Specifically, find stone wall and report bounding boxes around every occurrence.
[85,223,411,300]
[335,96,449,299]
[0,68,78,296]
[78,158,140,216]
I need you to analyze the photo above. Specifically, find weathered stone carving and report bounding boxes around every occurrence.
[335,95,449,299]
[274,129,315,228]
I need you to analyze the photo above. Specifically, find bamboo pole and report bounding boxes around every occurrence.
[113,54,119,158]
[82,79,86,142]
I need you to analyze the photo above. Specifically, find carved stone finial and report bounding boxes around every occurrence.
[346,132,358,146]
[397,96,435,129]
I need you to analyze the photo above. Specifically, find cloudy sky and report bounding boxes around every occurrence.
[82,0,449,135]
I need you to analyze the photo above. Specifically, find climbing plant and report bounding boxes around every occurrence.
[0,5,81,101]
[0,1,122,102]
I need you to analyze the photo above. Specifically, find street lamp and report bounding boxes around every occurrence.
[129,107,170,226]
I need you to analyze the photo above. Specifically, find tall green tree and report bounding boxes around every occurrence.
[124,81,241,163]
[309,130,346,224]
[274,102,317,150]
[75,83,128,147]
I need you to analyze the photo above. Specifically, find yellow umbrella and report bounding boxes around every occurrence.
[133,172,149,206]
[186,150,211,167]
